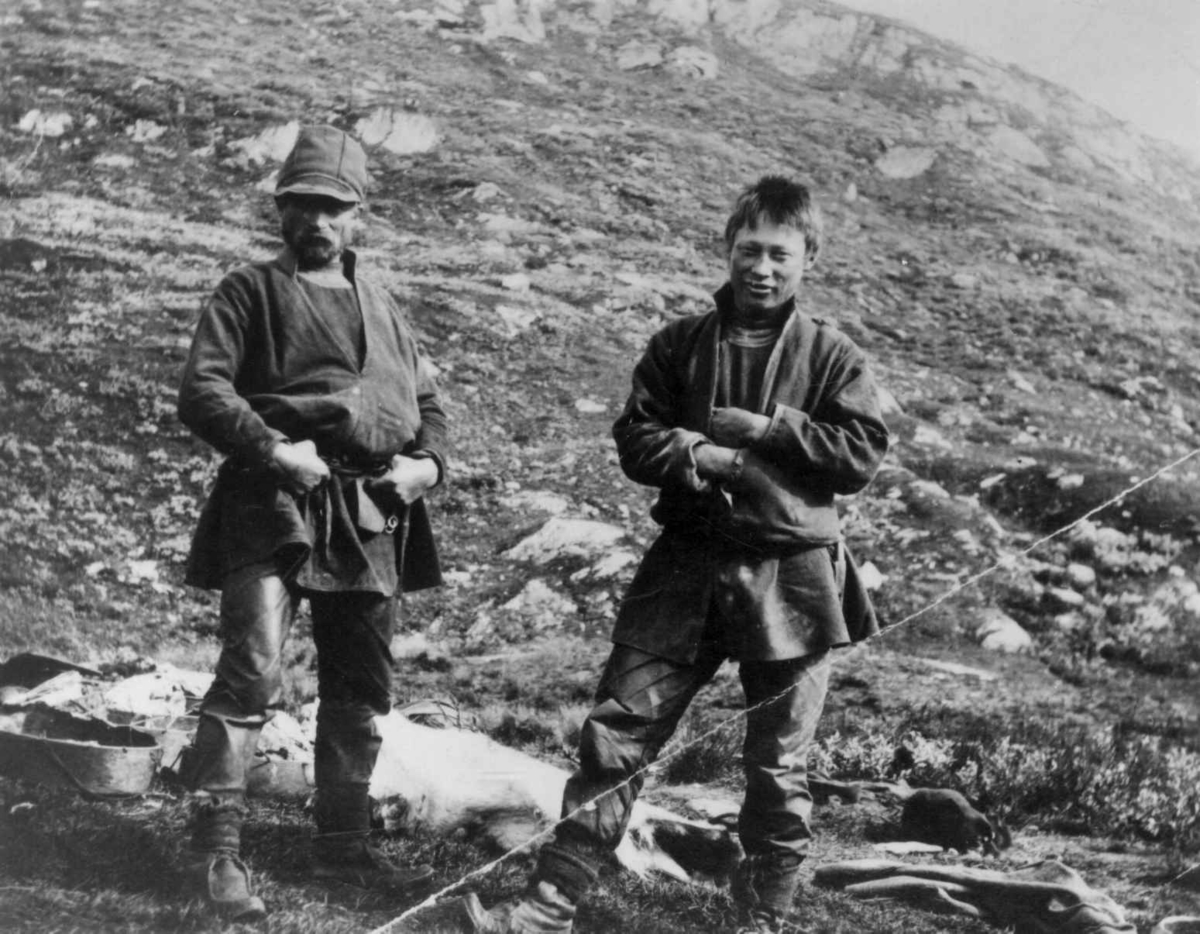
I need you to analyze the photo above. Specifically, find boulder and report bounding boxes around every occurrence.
[974,608,1033,654]
[503,517,625,563]
[875,146,937,179]
[665,45,719,79]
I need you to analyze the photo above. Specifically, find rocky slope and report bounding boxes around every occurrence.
[1,0,1199,927]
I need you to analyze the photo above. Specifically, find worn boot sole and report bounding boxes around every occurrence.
[215,894,268,923]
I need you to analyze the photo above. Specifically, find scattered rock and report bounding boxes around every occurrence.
[574,398,606,414]
[228,121,300,167]
[355,108,439,155]
[17,109,73,138]
[92,153,137,169]
[1006,369,1036,394]
[470,182,504,202]
[986,125,1050,168]
[1044,587,1085,612]
[1053,612,1086,633]
[502,579,576,629]
[875,146,937,179]
[615,40,665,71]
[858,561,886,591]
[665,45,719,79]
[1064,563,1096,590]
[974,608,1032,654]
[500,272,531,291]
[499,490,570,516]
[503,517,625,564]
[479,0,545,43]
[127,120,167,143]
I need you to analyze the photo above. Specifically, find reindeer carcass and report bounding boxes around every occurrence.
[369,711,739,885]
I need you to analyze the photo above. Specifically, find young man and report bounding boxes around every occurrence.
[177,125,448,920]
[463,176,889,933]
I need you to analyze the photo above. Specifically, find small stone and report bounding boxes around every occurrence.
[18,109,73,138]
[1064,563,1096,589]
[1053,612,1085,633]
[500,272,532,291]
[875,146,937,179]
[858,561,887,591]
[1044,586,1085,611]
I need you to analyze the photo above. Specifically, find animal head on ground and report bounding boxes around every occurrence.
[899,787,1012,856]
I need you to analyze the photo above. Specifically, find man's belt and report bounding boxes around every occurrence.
[326,456,401,535]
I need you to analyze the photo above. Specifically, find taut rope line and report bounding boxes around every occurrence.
[369,444,1200,933]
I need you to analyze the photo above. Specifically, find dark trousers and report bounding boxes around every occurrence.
[186,560,396,802]
[557,642,830,861]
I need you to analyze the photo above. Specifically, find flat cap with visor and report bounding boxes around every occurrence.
[275,125,368,204]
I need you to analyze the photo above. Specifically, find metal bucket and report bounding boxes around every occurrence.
[0,706,162,797]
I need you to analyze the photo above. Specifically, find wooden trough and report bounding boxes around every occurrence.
[0,706,162,798]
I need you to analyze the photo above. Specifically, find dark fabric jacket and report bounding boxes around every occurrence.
[178,249,447,593]
[609,284,889,662]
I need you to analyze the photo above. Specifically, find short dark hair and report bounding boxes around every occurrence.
[723,176,823,263]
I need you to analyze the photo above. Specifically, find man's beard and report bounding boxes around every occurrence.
[292,235,340,270]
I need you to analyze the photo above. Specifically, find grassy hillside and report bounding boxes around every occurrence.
[1,0,1199,931]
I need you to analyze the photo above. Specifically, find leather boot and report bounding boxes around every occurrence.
[312,782,433,895]
[187,796,267,921]
[461,881,577,934]
[459,843,597,934]
[731,853,802,933]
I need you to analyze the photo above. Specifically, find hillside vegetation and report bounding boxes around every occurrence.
[1,0,1199,931]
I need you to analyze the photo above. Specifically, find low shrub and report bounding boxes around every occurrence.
[813,718,1200,850]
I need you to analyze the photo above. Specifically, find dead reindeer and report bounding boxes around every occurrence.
[898,787,1012,856]
[368,710,740,886]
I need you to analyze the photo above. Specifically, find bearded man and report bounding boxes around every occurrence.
[177,125,447,920]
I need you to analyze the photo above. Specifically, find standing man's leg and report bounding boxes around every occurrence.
[307,589,433,893]
[733,651,831,930]
[465,642,723,933]
[185,560,297,921]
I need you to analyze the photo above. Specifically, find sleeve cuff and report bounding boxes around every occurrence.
[407,449,446,487]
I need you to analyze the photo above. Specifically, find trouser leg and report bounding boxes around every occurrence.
[184,561,293,922]
[305,590,431,894]
[308,588,395,822]
[542,643,723,892]
[732,652,831,923]
[461,644,724,932]
[186,561,297,801]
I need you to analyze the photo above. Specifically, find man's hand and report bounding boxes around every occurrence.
[366,455,439,508]
[270,439,330,495]
[708,407,770,447]
[693,443,741,482]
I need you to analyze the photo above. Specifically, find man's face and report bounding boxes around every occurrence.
[727,220,811,317]
[278,194,360,270]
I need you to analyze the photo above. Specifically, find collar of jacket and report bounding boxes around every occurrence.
[274,246,359,281]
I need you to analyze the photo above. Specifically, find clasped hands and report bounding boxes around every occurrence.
[694,407,770,481]
[270,440,437,504]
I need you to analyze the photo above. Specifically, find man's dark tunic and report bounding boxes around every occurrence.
[178,249,447,595]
